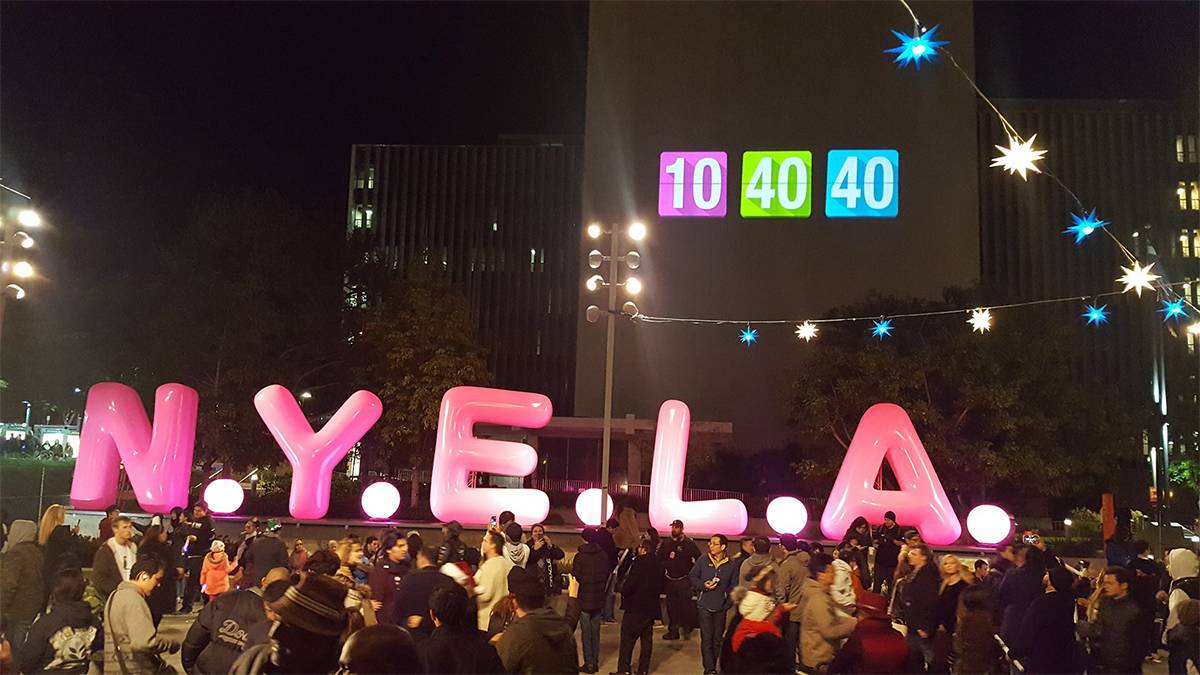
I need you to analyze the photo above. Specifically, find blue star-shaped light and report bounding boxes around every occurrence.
[871,320,893,340]
[1160,299,1187,322]
[884,25,948,70]
[1063,209,1109,246]
[1083,303,1109,326]
[739,327,758,345]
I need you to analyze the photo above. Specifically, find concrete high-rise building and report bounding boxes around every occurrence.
[344,140,583,413]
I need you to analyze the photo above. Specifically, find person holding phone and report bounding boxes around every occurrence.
[688,534,737,675]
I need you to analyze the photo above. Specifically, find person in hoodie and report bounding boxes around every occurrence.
[0,519,44,649]
[240,520,288,588]
[103,557,180,675]
[421,582,504,674]
[494,566,581,674]
[181,567,290,675]
[737,537,772,590]
[503,522,531,569]
[612,535,663,675]
[1010,566,1081,675]
[689,534,738,675]
[17,569,101,675]
[830,544,859,614]
[828,592,908,674]
[774,534,810,670]
[800,553,858,673]
[436,520,468,566]
[200,540,237,603]
[573,527,614,673]
[1163,548,1199,639]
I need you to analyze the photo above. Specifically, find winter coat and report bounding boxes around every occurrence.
[494,606,580,674]
[658,535,700,579]
[953,609,1006,674]
[103,581,179,675]
[996,564,1042,642]
[436,537,467,567]
[474,556,514,631]
[689,554,738,612]
[526,540,565,597]
[799,578,857,669]
[187,517,215,557]
[936,580,967,635]
[0,520,45,622]
[572,542,613,613]
[1011,590,1080,675]
[737,552,772,589]
[620,554,664,619]
[900,564,940,637]
[392,567,454,636]
[831,558,857,610]
[1166,548,1200,634]
[17,599,100,674]
[239,534,288,588]
[421,625,504,674]
[200,552,236,596]
[368,557,409,625]
[591,527,618,570]
[44,524,83,579]
[505,541,531,569]
[827,616,908,674]
[873,524,903,570]
[1079,593,1143,673]
[92,539,138,600]
[181,587,268,675]
[775,549,811,622]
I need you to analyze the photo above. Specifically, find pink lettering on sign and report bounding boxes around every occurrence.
[658,151,728,217]
[71,383,199,513]
[430,386,552,526]
[647,400,748,534]
[820,403,961,546]
[254,385,383,520]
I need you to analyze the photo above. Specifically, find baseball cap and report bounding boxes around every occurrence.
[670,519,684,528]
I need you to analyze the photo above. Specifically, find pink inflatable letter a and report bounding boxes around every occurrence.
[71,383,199,513]
[648,400,748,535]
[430,386,552,526]
[820,403,961,545]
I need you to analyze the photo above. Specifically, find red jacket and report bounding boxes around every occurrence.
[827,616,908,674]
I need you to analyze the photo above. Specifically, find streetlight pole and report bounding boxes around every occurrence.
[0,183,39,421]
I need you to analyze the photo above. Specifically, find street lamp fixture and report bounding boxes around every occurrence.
[624,276,643,295]
[587,250,605,269]
[12,261,33,279]
[15,232,34,249]
[627,222,647,241]
[586,223,604,239]
[300,391,313,400]
[624,251,641,270]
[6,284,25,300]
[585,274,606,292]
[621,301,639,317]
[17,209,41,228]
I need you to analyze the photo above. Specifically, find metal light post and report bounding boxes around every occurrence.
[585,221,646,525]
[0,183,40,420]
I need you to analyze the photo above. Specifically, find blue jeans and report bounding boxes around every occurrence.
[698,608,726,673]
[907,630,934,672]
[580,611,603,666]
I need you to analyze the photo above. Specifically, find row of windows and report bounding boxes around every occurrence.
[352,205,375,229]
[354,167,377,190]
[1180,230,1200,258]
[1177,135,1198,163]
[1179,182,1200,211]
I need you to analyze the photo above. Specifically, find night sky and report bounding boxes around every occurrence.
[0,1,1195,418]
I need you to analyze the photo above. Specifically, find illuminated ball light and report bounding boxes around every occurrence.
[766,496,809,535]
[966,504,1013,546]
[203,479,245,514]
[575,488,615,527]
[361,481,401,519]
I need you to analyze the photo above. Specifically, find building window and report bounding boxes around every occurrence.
[353,207,364,229]
[364,206,374,228]
[366,167,376,190]
[1177,134,1199,163]
[1180,182,1200,210]
[355,174,365,190]
[1180,230,1200,257]
[1189,331,1197,355]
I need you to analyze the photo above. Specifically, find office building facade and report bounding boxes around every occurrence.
[345,142,583,413]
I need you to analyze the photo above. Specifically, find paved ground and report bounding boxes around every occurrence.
[156,610,1170,675]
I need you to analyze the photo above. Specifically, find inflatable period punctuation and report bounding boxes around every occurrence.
[70,382,987,545]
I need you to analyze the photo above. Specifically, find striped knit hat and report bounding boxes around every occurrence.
[268,573,348,636]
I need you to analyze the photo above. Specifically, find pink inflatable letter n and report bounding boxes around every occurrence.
[430,386,552,526]
[820,403,961,545]
[71,383,199,513]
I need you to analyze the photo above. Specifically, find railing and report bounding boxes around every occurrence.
[624,484,747,503]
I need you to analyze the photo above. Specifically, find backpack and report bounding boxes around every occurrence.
[1171,577,1200,601]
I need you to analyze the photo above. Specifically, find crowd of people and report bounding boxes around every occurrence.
[0,502,1198,674]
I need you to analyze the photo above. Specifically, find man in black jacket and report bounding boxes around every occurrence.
[899,543,938,672]
[392,546,455,639]
[613,536,664,675]
[1011,566,1081,674]
[1080,566,1144,674]
[872,511,903,597]
[658,519,700,640]
[240,520,288,588]
[184,502,215,611]
[181,566,290,674]
[421,583,504,673]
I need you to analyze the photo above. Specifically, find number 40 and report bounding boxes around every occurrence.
[825,150,898,218]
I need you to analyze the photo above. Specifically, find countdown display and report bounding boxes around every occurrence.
[658,148,899,219]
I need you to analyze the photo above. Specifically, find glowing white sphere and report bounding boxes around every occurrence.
[361,482,401,519]
[18,209,41,228]
[967,504,1012,545]
[766,496,809,535]
[203,479,245,514]
[575,488,615,527]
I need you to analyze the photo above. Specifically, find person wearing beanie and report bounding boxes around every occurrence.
[573,527,614,673]
[1010,566,1082,674]
[872,512,904,597]
[201,540,238,603]
[230,573,349,675]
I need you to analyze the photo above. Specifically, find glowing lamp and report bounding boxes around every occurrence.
[18,209,41,228]
[766,496,809,535]
[204,479,245,514]
[587,224,603,239]
[966,504,1012,546]
[575,488,615,527]
[627,222,647,241]
[625,277,642,295]
[361,481,401,519]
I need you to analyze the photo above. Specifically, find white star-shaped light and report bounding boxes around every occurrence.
[794,321,819,342]
[967,308,993,334]
[990,134,1047,180]
[1117,262,1160,297]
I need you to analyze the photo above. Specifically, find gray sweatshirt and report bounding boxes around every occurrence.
[104,581,178,674]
